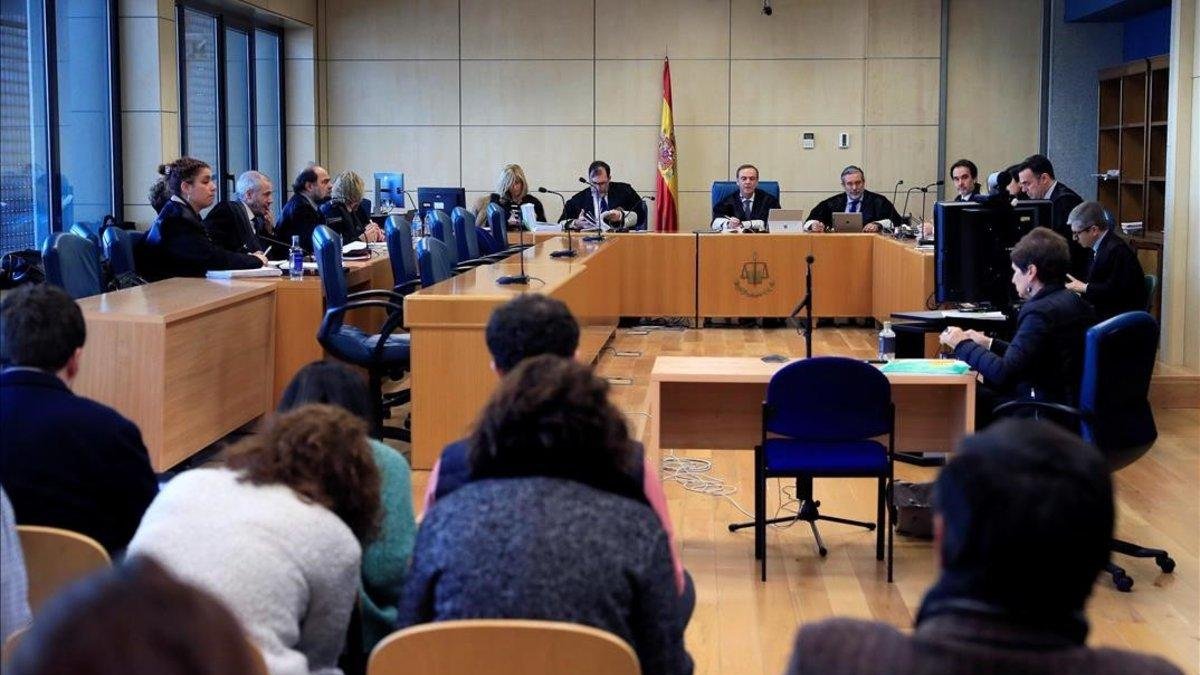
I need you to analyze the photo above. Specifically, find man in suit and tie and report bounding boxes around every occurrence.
[711,164,781,232]
[276,164,331,253]
[560,161,644,231]
[204,170,279,258]
[0,285,159,555]
[950,159,984,202]
[805,165,902,233]
[1065,201,1148,322]
[1018,154,1087,278]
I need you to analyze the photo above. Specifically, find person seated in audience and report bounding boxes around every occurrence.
[1,487,31,643]
[128,405,380,675]
[6,556,263,675]
[319,170,385,245]
[399,356,693,675]
[276,163,332,253]
[805,165,901,233]
[277,361,416,653]
[785,418,1184,675]
[138,158,267,281]
[1064,201,1148,322]
[711,164,781,232]
[940,227,1095,427]
[0,285,158,555]
[148,178,170,214]
[204,170,280,257]
[476,163,546,230]
[949,158,984,202]
[422,294,691,618]
[1004,163,1027,205]
[560,161,643,231]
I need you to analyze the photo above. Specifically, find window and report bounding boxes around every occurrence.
[178,5,284,209]
[0,0,117,254]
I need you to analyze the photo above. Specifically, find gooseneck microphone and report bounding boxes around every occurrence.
[540,188,577,258]
[788,255,815,359]
[919,180,944,225]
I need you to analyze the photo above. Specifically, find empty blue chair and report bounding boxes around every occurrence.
[69,222,100,249]
[312,225,411,442]
[41,232,104,299]
[384,215,421,295]
[486,202,526,253]
[101,226,141,278]
[729,356,894,582]
[416,236,455,287]
[995,311,1172,591]
[453,206,508,264]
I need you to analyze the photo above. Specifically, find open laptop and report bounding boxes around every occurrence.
[831,212,864,232]
[767,209,806,233]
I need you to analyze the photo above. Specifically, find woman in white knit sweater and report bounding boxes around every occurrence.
[128,405,381,675]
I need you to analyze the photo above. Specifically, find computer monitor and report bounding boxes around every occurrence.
[934,200,1019,307]
[416,187,466,220]
[373,172,404,213]
[1012,199,1053,238]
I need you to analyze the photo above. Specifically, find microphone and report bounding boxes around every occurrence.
[789,255,815,316]
[538,186,566,207]
[891,179,904,212]
[919,180,944,192]
[902,186,922,222]
[543,189,577,258]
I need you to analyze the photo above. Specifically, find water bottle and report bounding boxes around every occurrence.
[878,321,896,362]
[289,235,304,280]
[411,212,424,238]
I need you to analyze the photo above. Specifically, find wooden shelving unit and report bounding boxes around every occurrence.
[1095,55,1169,317]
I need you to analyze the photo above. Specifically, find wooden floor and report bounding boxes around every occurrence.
[407,326,1200,675]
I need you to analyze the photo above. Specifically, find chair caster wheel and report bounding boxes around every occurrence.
[818,547,828,558]
[727,524,738,532]
[1112,572,1133,592]
[1156,555,1175,573]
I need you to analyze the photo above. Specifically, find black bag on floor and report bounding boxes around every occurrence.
[891,480,934,539]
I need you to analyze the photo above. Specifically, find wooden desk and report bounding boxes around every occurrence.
[647,356,976,457]
[74,279,276,471]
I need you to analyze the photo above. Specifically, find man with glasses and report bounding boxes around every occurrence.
[805,165,901,233]
[560,161,643,231]
[1065,202,1147,322]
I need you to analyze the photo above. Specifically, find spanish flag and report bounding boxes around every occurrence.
[654,58,678,233]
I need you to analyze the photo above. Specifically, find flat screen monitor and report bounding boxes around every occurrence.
[934,200,1019,306]
[373,172,404,212]
[1012,199,1053,238]
[417,187,466,220]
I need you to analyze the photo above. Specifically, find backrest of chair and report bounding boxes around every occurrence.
[1079,311,1158,465]
[476,228,502,256]
[101,226,136,276]
[41,233,103,299]
[312,225,348,309]
[385,215,418,284]
[416,236,454,287]
[486,202,507,246]
[427,209,458,265]
[16,525,111,614]
[69,222,100,248]
[1143,274,1157,311]
[452,207,480,260]
[368,620,640,675]
[765,357,892,440]
[633,198,648,230]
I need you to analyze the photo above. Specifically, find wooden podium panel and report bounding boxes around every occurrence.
[697,234,812,317]
[808,234,874,317]
[872,236,935,322]
[75,279,276,471]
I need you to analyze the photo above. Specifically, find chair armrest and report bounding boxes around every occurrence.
[992,400,1087,422]
[393,279,421,296]
[347,288,407,304]
[318,299,405,365]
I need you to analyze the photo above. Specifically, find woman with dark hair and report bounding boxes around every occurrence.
[399,355,692,675]
[940,226,1096,425]
[138,157,266,281]
[277,361,416,652]
[7,557,262,675]
[128,405,381,675]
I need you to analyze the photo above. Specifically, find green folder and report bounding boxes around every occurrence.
[879,359,970,375]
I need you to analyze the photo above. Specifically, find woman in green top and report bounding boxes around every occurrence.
[278,361,417,651]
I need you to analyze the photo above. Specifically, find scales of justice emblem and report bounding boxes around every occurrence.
[734,252,776,298]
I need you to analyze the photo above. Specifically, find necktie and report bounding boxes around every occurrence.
[849,198,860,213]
[742,198,752,217]
[600,196,609,213]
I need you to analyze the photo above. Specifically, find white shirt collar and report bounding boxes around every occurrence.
[1045,180,1059,200]
[239,200,255,222]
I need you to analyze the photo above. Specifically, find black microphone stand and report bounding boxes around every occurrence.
[918,180,943,227]
[788,254,815,359]
[540,187,576,258]
[891,179,904,223]
[496,223,529,285]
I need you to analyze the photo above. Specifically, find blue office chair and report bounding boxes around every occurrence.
[101,226,141,277]
[69,222,101,249]
[384,215,421,296]
[729,357,895,582]
[711,180,781,209]
[450,207,496,266]
[41,232,104,299]
[994,311,1173,591]
[416,236,455,287]
[485,202,526,253]
[312,225,411,442]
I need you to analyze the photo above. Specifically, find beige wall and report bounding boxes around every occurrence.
[119,0,317,227]
[1161,0,1199,368]
[316,0,942,227]
[944,0,1043,200]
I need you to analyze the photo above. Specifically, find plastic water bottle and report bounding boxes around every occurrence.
[289,235,304,280]
[411,212,423,238]
[878,321,896,362]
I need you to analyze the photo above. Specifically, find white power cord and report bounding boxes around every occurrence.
[660,450,806,529]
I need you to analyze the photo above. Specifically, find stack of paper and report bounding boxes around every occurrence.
[206,267,283,279]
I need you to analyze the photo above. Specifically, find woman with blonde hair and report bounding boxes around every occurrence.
[320,170,385,243]
[476,163,546,229]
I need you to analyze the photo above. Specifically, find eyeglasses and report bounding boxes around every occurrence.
[1071,225,1096,239]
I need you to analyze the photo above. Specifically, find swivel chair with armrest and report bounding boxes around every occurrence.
[312,225,411,442]
[384,215,421,296]
[994,311,1174,591]
[41,233,103,299]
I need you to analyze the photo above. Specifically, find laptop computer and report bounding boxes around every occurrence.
[767,209,806,233]
[831,212,864,232]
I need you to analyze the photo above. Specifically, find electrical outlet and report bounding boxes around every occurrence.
[838,132,850,149]
[802,132,815,150]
